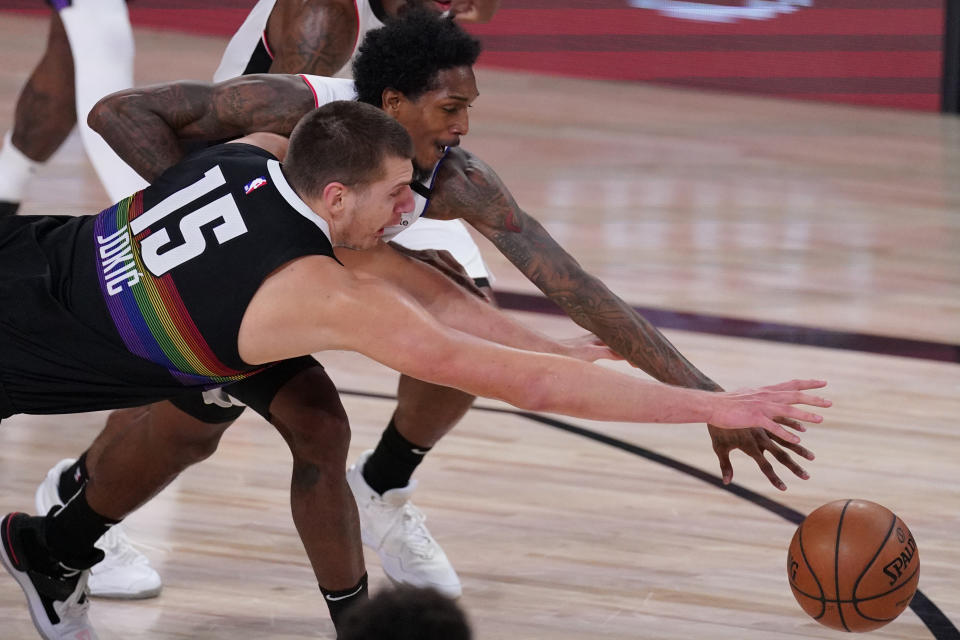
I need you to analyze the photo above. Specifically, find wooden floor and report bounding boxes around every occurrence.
[1,12,959,640]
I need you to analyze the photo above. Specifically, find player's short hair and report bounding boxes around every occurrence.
[337,586,472,640]
[353,8,482,107]
[284,101,413,199]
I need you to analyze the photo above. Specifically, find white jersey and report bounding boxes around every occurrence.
[218,3,491,280]
[214,0,386,82]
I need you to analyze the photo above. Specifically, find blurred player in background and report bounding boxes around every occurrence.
[0,0,146,217]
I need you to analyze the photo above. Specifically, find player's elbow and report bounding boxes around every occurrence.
[87,90,128,134]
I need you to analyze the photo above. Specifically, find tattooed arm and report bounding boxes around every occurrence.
[87,75,315,182]
[428,148,816,489]
[265,0,358,75]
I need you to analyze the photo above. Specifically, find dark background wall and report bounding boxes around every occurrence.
[1,0,953,112]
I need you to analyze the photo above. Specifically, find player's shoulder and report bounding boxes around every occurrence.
[187,142,278,168]
[150,143,275,194]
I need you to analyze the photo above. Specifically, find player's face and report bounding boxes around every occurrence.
[341,155,415,251]
[393,66,479,175]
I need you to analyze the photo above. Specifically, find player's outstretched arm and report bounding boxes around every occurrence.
[87,75,315,181]
[431,150,721,388]
[429,149,818,488]
[237,255,830,436]
[336,242,620,363]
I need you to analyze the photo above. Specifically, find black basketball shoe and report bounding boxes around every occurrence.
[0,512,103,640]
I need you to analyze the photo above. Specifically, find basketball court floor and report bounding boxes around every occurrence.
[0,12,957,640]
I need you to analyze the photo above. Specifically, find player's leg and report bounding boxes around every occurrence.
[0,10,76,217]
[234,358,369,629]
[4,398,236,639]
[57,0,147,201]
[347,218,493,598]
[35,398,245,601]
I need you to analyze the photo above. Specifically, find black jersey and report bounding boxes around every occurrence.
[0,144,336,418]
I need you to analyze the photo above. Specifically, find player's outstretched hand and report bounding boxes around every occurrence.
[707,379,830,443]
[708,423,815,491]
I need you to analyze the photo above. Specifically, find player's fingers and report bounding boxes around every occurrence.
[746,450,786,490]
[765,379,828,392]
[778,405,824,424]
[775,391,831,408]
[762,418,801,443]
[769,432,816,461]
[775,416,805,431]
[765,443,810,480]
[715,451,734,485]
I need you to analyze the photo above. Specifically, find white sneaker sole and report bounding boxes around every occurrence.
[0,525,60,640]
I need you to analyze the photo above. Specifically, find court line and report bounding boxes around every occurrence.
[340,388,960,639]
[494,291,960,364]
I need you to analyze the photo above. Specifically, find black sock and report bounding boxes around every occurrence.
[44,486,117,567]
[362,418,431,495]
[56,452,90,504]
[320,572,368,631]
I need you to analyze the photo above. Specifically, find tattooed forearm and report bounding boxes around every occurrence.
[89,76,314,181]
[508,226,721,390]
[88,86,195,181]
[441,152,722,391]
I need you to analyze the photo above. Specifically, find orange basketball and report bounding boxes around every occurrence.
[787,499,919,632]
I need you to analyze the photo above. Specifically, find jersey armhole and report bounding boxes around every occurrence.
[349,0,361,58]
[299,74,321,107]
[260,29,275,60]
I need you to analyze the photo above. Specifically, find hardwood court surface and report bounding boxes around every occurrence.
[0,12,958,640]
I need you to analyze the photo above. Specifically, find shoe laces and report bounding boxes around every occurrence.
[52,570,91,622]
[95,524,146,568]
[396,502,437,559]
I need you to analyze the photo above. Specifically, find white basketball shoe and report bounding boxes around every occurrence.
[346,450,461,599]
[35,459,162,600]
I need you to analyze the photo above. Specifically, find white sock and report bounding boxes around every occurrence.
[0,131,42,202]
[59,0,147,202]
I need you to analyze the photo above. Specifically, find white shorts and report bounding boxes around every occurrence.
[390,218,493,282]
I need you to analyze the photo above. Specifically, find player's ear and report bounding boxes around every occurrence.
[382,88,403,115]
[322,182,348,217]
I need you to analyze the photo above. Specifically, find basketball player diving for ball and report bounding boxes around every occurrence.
[3,11,830,640]
[0,97,830,638]
[29,0,506,603]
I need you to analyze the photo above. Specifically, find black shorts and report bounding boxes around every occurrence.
[0,216,202,417]
[168,356,320,423]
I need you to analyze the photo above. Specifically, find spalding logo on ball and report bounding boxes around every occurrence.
[787,499,919,632]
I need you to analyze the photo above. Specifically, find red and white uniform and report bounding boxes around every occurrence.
[215,1,492,281]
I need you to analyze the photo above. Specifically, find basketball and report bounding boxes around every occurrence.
[787,499,919,632]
